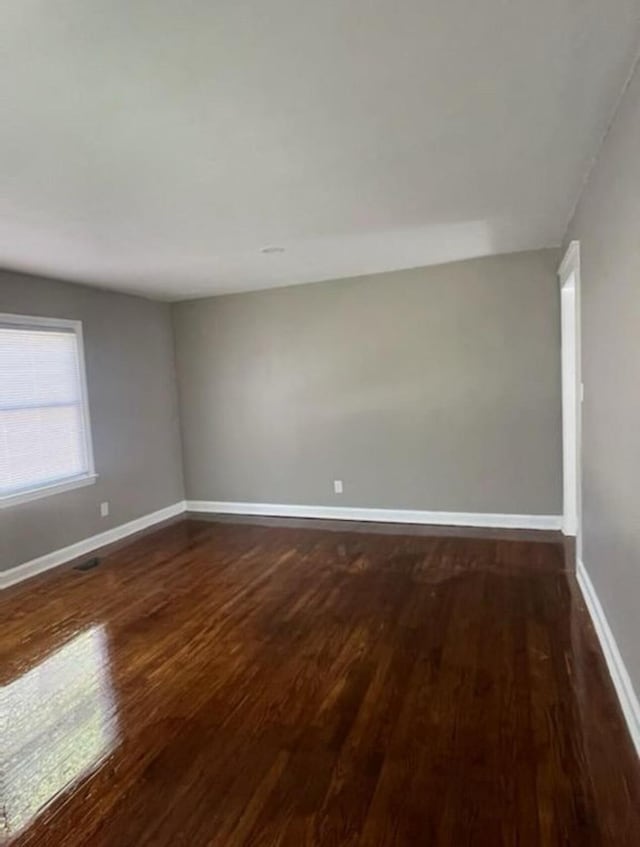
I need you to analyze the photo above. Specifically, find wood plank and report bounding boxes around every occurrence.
[1,518,638,846]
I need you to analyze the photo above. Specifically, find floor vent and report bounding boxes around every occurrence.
[74,557,101,572]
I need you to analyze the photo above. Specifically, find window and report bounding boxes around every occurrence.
[0,314,96,507]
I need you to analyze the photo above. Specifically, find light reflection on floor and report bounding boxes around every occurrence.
[0,625,119,840]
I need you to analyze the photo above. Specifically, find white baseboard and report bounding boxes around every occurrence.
[0,501,187,591]
[1,500,559,591]
[185,500,562,531]
[576,558,640,756]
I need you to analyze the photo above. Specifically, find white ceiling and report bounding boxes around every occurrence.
[2,1,639,300]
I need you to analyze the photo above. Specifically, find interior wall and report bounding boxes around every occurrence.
[173,249,562,516]
[0,270,185,571]
[565,59,640,694]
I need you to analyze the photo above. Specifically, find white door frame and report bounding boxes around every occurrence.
[558,241,582,556]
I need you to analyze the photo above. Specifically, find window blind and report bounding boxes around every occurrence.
[0,321,93,500]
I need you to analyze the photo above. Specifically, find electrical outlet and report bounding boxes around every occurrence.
[333,480,343,494]
[100,501,110,518]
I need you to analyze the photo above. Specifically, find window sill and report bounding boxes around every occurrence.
[0,474,98,509]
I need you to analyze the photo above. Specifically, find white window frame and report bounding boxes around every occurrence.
[0,312,97,508]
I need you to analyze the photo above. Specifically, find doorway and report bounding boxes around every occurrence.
[558,242,582,552]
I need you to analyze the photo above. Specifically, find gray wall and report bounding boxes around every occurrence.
[0,270,185,571]
[565,61,640,694]
[173,249,562,516]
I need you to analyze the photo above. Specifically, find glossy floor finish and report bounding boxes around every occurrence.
[1,518,639,846]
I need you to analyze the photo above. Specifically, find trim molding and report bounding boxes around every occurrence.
[0,501,187,591]
[558,240,583,551]
[186,500,562,531]
[576,558,640,756]
[0,473,98,509]
[0,500,561,591]
[558,239,581,280]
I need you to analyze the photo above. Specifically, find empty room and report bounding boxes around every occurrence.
[1,2,639,845]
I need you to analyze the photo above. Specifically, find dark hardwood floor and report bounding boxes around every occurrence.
[1,517,639,846]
